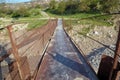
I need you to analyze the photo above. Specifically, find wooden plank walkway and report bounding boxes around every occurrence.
[36,19,98,80]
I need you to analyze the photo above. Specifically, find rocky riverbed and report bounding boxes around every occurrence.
[67,24,118,73]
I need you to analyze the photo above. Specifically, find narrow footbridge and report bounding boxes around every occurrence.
[35,19,98,80]
[0,19,120,80]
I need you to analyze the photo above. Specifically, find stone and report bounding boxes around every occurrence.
[77,21,80,23]
[108,34,113,38]
[74,78,83,80]
[109,45,116,49]
[93,31,99,35]
[86,33,89,36]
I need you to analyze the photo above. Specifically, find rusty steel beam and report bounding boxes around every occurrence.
[7,25,25,80]
[4,19,57,80]
[0,19,57,79]
[113,21,120,70]
[32,19,57,79]
[109,21,120,80]
[16,20,52,49]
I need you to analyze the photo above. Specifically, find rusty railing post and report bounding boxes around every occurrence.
[43,33,44,48]
[7,25,24,80]
[109,21,120,80]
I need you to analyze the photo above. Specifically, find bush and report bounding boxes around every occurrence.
[0,13,5,17]
[56,1,66,14]
[12,7,30,18]
[48,0,119,15]
[12,11,21,18]
[29,9,41,16]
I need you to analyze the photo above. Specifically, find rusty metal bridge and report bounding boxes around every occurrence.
[0,19,120,80]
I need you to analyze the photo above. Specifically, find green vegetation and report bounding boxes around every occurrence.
[14,18,48,30]
[64,14,113,35]
[65,14,112,26]
[99,0,120,13]
[0,0,119,31]
[57,0,117,35]
[0,4,42,18]
[47,11,100,18]
[27,20,47,30]
[78,25,95,36]
[48,0,120,15]
[0,3,47,29]
[78,15,112,26]
[0,20,2,24]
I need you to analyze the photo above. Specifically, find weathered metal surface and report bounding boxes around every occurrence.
[8,56,30,80]
[97,55,114,80]
[7,25,25,80]
[8,62,21,80]
[115,71,120,80]
[109,21,120,80]
[0,19,57,80]
[36,19,98,80]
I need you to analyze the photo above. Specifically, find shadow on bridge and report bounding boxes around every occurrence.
[48,51,89,78]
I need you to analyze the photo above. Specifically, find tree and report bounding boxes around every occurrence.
[48,0,120,14]
[56,1,66,14]
[88,0,99,11]
[99,0,120,13]
[49,0,56,9]
[78,0,90,12]
[65,0,80,14]
[12,7,30,18]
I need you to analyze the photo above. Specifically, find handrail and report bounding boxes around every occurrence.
[109,21,120,80]
[62,19,99,80]
[0,19,58,80]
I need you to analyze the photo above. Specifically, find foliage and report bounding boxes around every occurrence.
[29,8,41,16]
[27,20,48,30]
[64,14,113,35]
[12,7,30,18]
[48,0,120,14]
[99,0,120,13]
[13,18,48,30]
[0,4,42,18]
[49,0,57,9]
[56,1,66,14]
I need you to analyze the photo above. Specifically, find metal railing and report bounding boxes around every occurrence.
[62,19,99,80]
[109,21,120,80]
[0,19,57,80]
[62,19,120,80]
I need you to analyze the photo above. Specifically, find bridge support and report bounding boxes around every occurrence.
[98,21,120,80]
[109,21,120,80]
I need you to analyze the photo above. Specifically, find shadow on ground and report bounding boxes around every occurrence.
[0,45,13,79]
[87,47,106,59]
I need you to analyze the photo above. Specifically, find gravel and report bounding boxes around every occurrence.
[67,25,118,73]
[88,46,115,73]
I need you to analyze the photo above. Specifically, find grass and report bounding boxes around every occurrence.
[27,19,48,30]
[78,25,95,36]
[47,11,113,31]
[46,11,101,18]
[47,10,113,26]
[65,14,113,26]
[64,14,113,35]
[11,18,48,30]
[0,20,2,24]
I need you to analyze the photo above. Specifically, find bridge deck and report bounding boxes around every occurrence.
[36,19,98,80]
